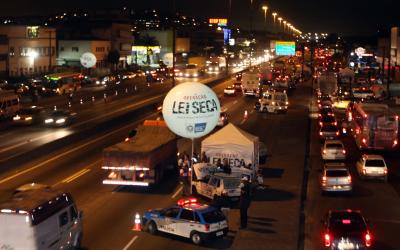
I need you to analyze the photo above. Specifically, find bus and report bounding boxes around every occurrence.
[0,90,20,120]
[43,72,83,95]
[347,102,398,150]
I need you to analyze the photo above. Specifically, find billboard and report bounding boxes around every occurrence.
[275,41,296,56]
[209,18,228,27]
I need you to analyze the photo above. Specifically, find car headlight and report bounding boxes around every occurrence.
[96,80,100,84]
[25,117,32,120]
[42,87,45,91]
[193,73,198,77]
[45,118,54,123]
[185,73,190,77]
[13,116,20,120]
[56,118,66,124]
[208,67,213,71]
[215,67,219,71]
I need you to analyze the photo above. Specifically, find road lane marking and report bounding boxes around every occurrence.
[0,121,140,185]
[233,100,238,104]
[0,94,164,155]
[61,169,91,184]
[0,75,240,184]
[122,236,138,250]
[171,185,183,199]
[0,133,59,153]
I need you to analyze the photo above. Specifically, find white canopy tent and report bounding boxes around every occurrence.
[201,123,259,177]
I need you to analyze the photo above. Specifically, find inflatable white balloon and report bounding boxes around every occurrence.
[162,82,221,139]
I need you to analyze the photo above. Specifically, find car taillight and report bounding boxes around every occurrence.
[365,233,372,247]
[384,169,388,175]
[334,122,337,126]
[204,224,210,232]
[324,233,331,247]
[323,150,326,154]
[320,132,323,136]
[124,137,129,142]
[347,175,352,182]
[394,140,398,146]
[319,122,323,126]
[342,150,346,154]
[362,138,367,144]
[336,131,339,136]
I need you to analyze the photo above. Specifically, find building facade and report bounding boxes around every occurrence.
[0,25,56,77]
[57,40,111,68]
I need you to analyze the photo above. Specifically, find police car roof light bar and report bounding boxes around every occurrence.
[177,198,198,206]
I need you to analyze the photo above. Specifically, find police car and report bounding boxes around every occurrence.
[142,198,229,245]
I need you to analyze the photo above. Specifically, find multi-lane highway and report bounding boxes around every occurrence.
[2,68,399,249]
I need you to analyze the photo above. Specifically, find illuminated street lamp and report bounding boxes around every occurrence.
[272,12,277,24]
[262,5,268,24]
[283,20,287,32]
[278,17,283,27]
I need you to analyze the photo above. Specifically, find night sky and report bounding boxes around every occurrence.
[1,0,399,36]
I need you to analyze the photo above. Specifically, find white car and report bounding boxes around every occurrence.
[192,173,241,202]
[258,91,288,113]
[224,86,236,96]
[320,163,352,193]
[356,154,388,181]
[321,140,346,160]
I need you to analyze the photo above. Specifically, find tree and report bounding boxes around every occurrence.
[107,49,120,72]
[135,34,159,65]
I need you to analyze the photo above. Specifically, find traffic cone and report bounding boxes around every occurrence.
[92,96,95,102]
[132,213,141,231]
[80,98,83,104]
[244,110,248,119]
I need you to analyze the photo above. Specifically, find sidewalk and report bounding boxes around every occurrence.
[230,82,312,250]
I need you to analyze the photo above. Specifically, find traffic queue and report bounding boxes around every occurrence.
[314,74,398,249]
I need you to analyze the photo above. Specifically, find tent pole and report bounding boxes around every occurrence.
[190,138,195,195]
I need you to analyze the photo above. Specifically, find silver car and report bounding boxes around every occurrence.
[321,140,346,161]
[321,163,352,193]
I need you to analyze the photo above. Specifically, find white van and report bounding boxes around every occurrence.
[0,90,20,120]
[258,90,289,113]
[0,189,83,250]
[241,72,260,97]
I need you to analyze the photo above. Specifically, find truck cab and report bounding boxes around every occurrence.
[192,173,241,202]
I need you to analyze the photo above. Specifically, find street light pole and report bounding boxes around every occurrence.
[262,6,268,28]
[171,0,176,87]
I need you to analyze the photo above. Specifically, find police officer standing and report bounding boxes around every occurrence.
[180,160,190,196]
[239,176,251,229]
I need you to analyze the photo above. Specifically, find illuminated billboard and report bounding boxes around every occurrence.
[275,41,296,56]
[209,18,228,27]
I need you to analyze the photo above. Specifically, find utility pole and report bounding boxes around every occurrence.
[171,0,176,87]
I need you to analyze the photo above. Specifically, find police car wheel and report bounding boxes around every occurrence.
[191,232,203,245]
[147,221,158,235]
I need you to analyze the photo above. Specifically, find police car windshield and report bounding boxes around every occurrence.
[223,178,240,189]
[201,209,225,224]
